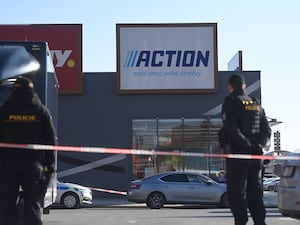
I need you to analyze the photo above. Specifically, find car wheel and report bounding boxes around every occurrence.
[268,186,274,191]
[61,192,79,209]
[146,192,165,209]
[219,192,229,208]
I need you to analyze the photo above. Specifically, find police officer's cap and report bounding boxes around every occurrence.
[14,77,34,89]
[228,73,245,86]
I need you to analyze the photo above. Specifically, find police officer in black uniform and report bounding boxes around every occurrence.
[221,73,271,225]
[0,77,57,225]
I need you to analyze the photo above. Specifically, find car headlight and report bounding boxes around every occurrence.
[79,188,91,195]
[282,166,295,177]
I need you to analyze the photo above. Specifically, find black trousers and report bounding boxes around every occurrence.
[226,158,266,225]
[0,160,44,225]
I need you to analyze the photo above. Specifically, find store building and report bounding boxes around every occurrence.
[0,23,268,197]
[57,70,262,196]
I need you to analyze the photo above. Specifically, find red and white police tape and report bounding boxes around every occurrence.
[0,142,299,161]
[90,187,127,196]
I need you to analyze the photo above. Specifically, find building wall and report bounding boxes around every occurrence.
[57,71,261,196]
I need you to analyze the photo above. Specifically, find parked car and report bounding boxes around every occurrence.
[263,178,280,191]
[127,171,228,209]
[55,181,92,208]
[278,153,300,219]
[263,173,280,181]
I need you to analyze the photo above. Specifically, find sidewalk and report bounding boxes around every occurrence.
[91,191,278,208]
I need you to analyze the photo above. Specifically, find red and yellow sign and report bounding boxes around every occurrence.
[0,24,82,94]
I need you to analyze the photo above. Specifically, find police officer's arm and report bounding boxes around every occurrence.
[42,113,57,145]
[222,97,252,151]
[258,108,271,147]
[41,107,57,172]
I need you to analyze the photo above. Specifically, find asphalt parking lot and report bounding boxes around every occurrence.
[45,192,298,225]
[87,190,278,208]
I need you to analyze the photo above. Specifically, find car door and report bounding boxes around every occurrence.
[186,174,222,203]
[160,174,196,202]
[159,173,221,203]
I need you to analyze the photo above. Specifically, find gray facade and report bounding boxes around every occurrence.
[57,71,261,196]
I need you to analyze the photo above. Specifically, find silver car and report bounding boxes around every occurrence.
[127,172,228,209]
[55,181,93,209]
[263,178,280,191]
[278,153,300,219]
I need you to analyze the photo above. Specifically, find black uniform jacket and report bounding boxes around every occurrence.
[221,88,271,154]
[0,88,57,168]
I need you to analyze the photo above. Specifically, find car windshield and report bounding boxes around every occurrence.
[0,45,40,81]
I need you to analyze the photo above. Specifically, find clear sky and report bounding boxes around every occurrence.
[1,0,299,152]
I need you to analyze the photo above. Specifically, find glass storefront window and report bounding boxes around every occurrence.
[132,118,224,180]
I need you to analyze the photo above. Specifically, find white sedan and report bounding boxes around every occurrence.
[263,178,280,191]
[55,181,93,208]
[127,172,228,209]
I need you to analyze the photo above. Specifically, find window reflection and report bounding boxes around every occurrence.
[132,118,224,180]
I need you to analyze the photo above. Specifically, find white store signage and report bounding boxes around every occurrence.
[116,23,218,94]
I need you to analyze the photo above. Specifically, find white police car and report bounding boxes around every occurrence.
[55,181,92,208]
